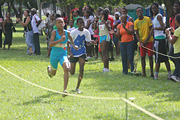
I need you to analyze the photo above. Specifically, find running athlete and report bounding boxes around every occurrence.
[47,18,78,97]
[67,17,93,94]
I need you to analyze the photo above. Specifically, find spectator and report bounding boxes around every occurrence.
[84,10,94,58]
[46,14,55,57]
[67,20,75,32]
[166,14,180,82]
[151,3,171,79]
[31,8,41,55]
[111,14,135,74]
[113,12,121,56]
[3,13,14,50]
[98,9,111,72]
[93,15,100,59]
[0,16,3,48]
[16,9,35,55]
[134,7,154,77]
[121,7,133,23]
[62,12,68,29]
[104,8,115,61]
[168,1,180,63]
[73,10,80,28]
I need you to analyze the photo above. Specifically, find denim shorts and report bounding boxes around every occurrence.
[100,35,110,43]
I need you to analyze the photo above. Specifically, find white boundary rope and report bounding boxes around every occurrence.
[142,46,180,59]
[0,65,164,120]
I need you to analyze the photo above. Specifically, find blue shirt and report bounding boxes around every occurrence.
[51,29,68,56]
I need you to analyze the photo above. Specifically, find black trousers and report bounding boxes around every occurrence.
[0,29,2,48]
[33,33,41,55]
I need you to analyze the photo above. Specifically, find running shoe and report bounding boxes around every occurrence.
[171,75,180,82]
[62,90,68,97]
[75,88,82,94]
[47,66,53,78]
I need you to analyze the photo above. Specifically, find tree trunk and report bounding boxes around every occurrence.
[10,1,19,17]
[163,0,177,27]
[7,2,11,13]
[0,2,3,18]
[19,2,23,20]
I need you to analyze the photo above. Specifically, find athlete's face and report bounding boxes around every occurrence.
[77,19,84,29]
[55,18,65,29]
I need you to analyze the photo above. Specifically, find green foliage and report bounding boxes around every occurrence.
[122,0,163,6]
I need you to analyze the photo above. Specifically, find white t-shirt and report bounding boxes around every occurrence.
[45,17,50,24]
[31,14,40,33]
[70,28,91,57]
[67,27,76,32]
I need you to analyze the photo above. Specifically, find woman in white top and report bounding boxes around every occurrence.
[84,10,94,58]
[151,3,171,79]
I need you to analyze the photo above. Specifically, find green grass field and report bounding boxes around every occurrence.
[0,25,180,120]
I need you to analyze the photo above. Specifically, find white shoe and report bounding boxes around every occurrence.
[171,75,180,82]
[75,88,81,94]
[62,90,68,97]
[103,68,110,73]
[47,66,53,78]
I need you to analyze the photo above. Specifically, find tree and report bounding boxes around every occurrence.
[163,0,177,27]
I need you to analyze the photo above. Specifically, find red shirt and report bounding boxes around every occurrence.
[169,17,175,29]
[63,16,68,25]
[108,15,114,39]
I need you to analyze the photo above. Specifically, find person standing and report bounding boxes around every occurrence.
[168,1,180,64]
[134,7,154,77]
[0,16,3,48]
[98,10,111,72]
[73,10,80,28]
[62,12,68,30]
[84,10,94,58]
[113,12,121,56]
[151,3,172,79]
[166,14,180,82]
[111,14,135,74]
[16,9,35,55]
[3,13,14,50]
[46,14,55,57]
[31,8,41,55]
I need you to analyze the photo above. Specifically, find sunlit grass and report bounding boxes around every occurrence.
[0,25,180,119]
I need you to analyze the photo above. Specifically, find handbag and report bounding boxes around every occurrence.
[12,26,16,32]
[34,15,45,31]
[38,20,45,31]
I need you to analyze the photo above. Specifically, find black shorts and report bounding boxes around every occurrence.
[154,39,168,63]
[70,54,86,63]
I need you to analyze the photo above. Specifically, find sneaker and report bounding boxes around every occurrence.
[103,68,110,73]
[75,88,81,94]
[62,90,68,97]
[47,66,53,78]
[171,75,180,82]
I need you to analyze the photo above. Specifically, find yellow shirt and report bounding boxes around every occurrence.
[173,27,180,53]
[134,16,153,42]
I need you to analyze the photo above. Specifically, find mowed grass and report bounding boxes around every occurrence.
[0,25,180,120]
